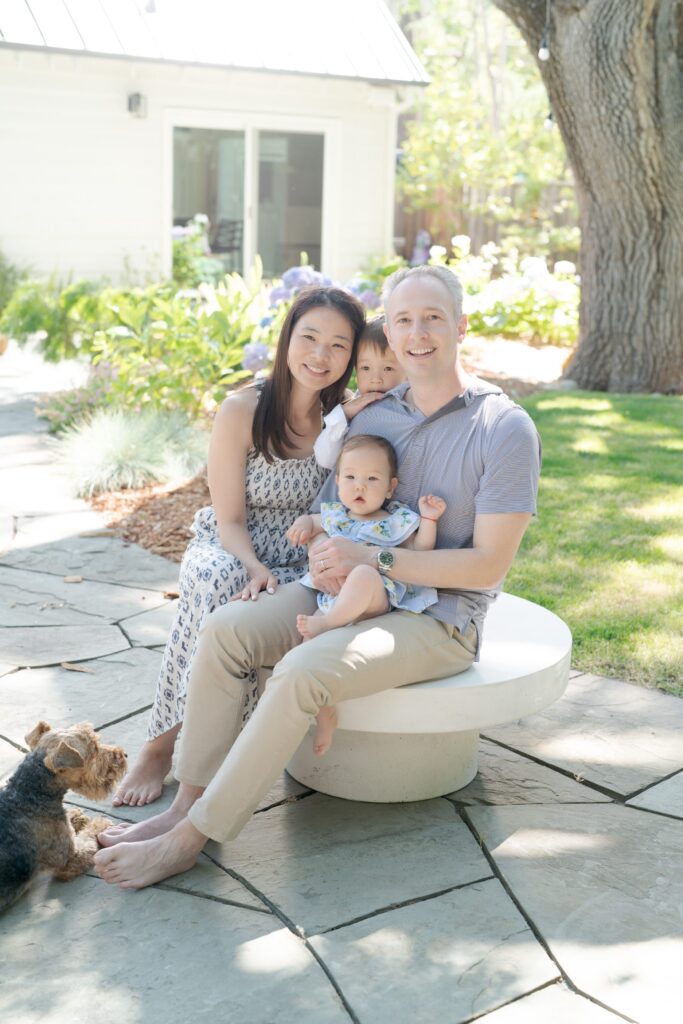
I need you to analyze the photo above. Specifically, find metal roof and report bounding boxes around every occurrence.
[0,0,428,86]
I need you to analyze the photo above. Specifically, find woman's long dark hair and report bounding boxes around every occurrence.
[252,286,366,461]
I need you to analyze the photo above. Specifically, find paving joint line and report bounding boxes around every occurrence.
[480,734,625,801]
[0,558,175,595]
[460,807,640,1024]
[456,978,562,1024]
[623,765,683,802]
[312,874,496,936]
[203,852,361,1024]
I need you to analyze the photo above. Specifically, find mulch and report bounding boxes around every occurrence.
[92,369,542,563]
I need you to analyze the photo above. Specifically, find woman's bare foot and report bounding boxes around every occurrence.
[296,612,331,641]
[99,783,205,847]
[313,707,337,756]
[98,807,183,847]
[94,818,206,889]
[112,727,180,807]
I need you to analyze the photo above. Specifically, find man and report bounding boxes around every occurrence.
[95,265,541,889]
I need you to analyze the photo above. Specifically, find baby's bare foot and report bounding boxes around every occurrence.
[313,707,338,756]
[94,819,206,889]
[112,739,174,807]
[297,613,330,641]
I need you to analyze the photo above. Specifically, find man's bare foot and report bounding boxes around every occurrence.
[94,818,206,890]
[112,731,179,807]
[313,707,337,756]
[296,613,331,641]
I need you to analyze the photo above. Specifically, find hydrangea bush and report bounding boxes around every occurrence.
[430,236,579,346]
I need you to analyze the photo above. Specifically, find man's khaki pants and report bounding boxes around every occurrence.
[176,582,477,843]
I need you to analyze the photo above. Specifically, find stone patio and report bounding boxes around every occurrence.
[1,343,682,1024]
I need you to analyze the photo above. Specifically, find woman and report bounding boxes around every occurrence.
[114,286,366,806]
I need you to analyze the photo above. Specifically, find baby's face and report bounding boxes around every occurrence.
[336,446,397,516]
[355,342,405,394]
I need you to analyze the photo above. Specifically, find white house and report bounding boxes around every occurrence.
[0,0,427,285]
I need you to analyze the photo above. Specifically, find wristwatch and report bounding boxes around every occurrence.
[376,549,395,574]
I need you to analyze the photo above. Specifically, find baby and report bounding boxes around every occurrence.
[287,434,446,755]
[313,315,405,470]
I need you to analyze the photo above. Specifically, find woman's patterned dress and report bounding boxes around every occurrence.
[147,448,327,739]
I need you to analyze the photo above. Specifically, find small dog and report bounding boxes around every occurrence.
[0,721,127,913]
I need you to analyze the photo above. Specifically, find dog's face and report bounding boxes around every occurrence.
[25,721,127,800]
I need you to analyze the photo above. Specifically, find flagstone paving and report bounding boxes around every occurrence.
[1,343,681,1023]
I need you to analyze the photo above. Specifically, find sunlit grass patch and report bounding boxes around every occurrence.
[506,391,683,695]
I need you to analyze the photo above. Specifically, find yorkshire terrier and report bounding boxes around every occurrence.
[0,721,127,912]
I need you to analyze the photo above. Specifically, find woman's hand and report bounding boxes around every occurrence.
[287,515,315,546]
[230,564,278,602]
[342,392,385,421]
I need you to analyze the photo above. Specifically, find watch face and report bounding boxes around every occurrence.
[378,549,394,571]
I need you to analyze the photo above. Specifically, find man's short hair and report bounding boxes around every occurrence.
[357,315,389,357]
[381,265,464,320]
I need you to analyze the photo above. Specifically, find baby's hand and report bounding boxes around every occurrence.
[287,515,314,546]
[419,494,447,521]
[342,392,385,420]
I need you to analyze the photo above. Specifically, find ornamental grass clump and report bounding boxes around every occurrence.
[59,408,209,497]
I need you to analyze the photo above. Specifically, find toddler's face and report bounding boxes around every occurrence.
[336,446,397,516]
[355,342,405,394]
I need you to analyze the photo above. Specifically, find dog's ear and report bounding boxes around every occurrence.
[25,721,52,750]
[44,740,85,773]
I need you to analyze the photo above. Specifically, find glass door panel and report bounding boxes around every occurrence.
[173,127,245,272]
[257,132,324,277]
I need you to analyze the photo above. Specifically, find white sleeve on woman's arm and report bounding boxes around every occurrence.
[313,404,349,469]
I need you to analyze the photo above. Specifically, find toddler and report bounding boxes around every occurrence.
[313,316,405,470]
[287,434,446,755]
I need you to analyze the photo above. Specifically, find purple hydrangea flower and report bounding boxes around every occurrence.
[359,289,381,310]
[242,342,271,373]
[259,315,274,328]
[282,266,319,289]
[269,285,293,306]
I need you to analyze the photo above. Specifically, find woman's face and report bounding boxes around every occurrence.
[287,306,355,392]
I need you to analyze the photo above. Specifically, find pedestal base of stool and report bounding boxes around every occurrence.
[287,728,479,802]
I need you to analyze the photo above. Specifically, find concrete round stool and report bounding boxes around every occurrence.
[287,593,572,802]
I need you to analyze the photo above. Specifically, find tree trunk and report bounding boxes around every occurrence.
[491,0,683,392]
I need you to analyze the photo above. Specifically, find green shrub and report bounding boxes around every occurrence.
[59,407,209,497]
[0,249,26,317]
[0,278,101,361]
[88,268,268,420]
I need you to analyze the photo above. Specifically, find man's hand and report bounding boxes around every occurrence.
[342,392,385,420]
[287,515,315,546]
[308,536,373,590]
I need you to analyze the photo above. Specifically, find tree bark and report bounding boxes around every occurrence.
[491,0,683,392]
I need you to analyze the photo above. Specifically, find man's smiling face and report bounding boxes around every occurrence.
[384,275,467,382]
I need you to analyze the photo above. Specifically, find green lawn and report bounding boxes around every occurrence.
[506,391,683,695]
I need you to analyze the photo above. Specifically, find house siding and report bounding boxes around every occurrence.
[0,48,397,284]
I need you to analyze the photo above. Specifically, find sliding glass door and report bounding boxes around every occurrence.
[172,125,324,277]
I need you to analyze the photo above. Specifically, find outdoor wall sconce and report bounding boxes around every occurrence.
[127,92,147,118]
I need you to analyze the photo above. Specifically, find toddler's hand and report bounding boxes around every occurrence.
[342,392,385,420]
[419,494,447,521]
[287,515,314,546]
